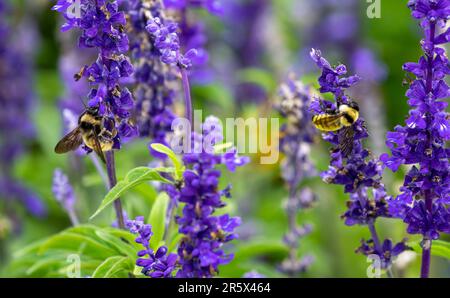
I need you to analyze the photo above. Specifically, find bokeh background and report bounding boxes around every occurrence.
[0,0,449,277]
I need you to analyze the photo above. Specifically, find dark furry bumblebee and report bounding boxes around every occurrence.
[54,107,117,163]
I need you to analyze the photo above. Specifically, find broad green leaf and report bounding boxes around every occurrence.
[38,232,117,259]
[150,144,185,180]
[26,253,68,276]
[95,230,137,259]
[92,256,132,278]
[90,167,172,220]
[214,142,233,154]
[148,192,170,249]
[409,240,450,260]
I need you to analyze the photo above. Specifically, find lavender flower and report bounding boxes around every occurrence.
[53,0,138,228]
[380,0,450,278]
[276,74,317,276]
[0,2,46,218]
[310,49,407,272]
[126,216,178,278]
[167,116,248,278]
[52,169,79,225]
[53,0,137,149]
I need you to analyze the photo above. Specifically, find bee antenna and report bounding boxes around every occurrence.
[77,96,87,109]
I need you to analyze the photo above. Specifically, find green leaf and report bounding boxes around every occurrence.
[92,256,132,278]
[9,225,142,277]
[167,233,184,253]
[90,167,172,220]
[214,142,233,154]
[38,232,117,259]
[238,68,277,94]
[150,144,185,181]
[95,230,137,259]
[409,240,450,260]
[148,192,170,250]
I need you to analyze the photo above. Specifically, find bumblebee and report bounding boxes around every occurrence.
[54,107,117,163]
[312,101,360,157]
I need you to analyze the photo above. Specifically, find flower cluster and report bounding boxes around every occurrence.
[0,2,46,218]
[126,216,177,278]
[146,17,198,68]
[381,0,450,241]
[276,74,317,275]
[310,49,408,268]
[356,239,410,270]
[168,116,248,277]
[53,0,137,149]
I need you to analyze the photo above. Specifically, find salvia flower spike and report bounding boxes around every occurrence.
[166,116,249,277]
[310,49,409,274]
[381,0,450,278]
[53,0,139,228]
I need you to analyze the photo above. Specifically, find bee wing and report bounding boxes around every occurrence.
[55,128,83,154]
[338,126,355,157]
[92,129,106,164]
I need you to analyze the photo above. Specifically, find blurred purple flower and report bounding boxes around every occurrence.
[52,169,79,225]
[276,74,317,276]
[0,2,46,219]
[243,271,266,278]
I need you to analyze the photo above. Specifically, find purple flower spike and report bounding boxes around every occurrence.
[53,0,137,150]
[383,0,450,244]
[162,117,247,278]
[311,49,407,272]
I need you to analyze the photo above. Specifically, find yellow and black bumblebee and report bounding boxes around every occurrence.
[312,101,360,157]
[54,107,117,163]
